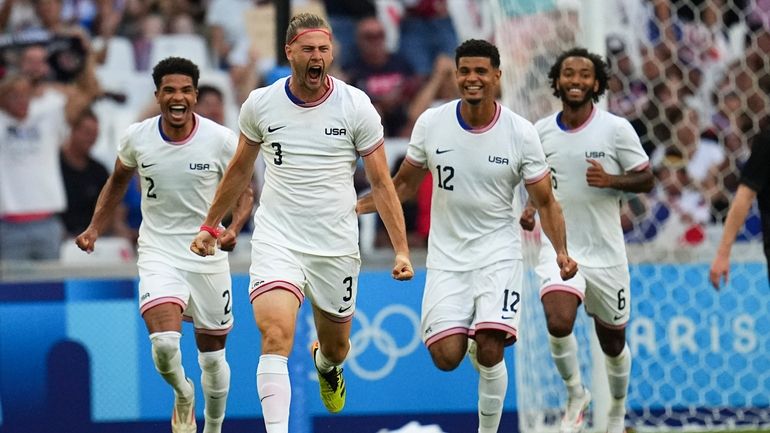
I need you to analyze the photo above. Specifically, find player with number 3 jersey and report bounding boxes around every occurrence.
[190,13,413,433]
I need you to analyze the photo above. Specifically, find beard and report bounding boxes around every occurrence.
[559,87,595,109]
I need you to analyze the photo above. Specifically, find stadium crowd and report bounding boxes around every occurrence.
[0,0,767,261]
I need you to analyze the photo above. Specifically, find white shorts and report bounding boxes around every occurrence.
[536,243,631,328]
[421,259,522,347]
[137,260,233,335]
[248,240,361,322]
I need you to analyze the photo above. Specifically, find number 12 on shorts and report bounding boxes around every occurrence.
[502,288,520,319]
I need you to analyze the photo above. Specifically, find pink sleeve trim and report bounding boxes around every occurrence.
[405,155,425,168]
[524,168,550,185]
[628,160,651,172]
[358,138,385,157]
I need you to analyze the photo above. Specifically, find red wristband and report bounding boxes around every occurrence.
[199,225,221,239]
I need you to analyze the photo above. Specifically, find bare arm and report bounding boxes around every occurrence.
[709,184,757,289]
[586,160,654,193]
[525,174,577,280]
[218,181,255,251]
[65,49,102,125]
[357,157,428,214]
[191,133,259,255]
[75,159,136,252]
[361,146,414,280]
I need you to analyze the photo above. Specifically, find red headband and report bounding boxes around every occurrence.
[288,28,332,45]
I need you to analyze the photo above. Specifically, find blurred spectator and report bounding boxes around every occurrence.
[322,0,376,66]
[59,108,128,238]
[624,147,710,246]
[606,35,647,119]
[0,72,95,260]
[0,0,40,33]
[195,84,226,125]
[0,38,99,261]
[397,0,458,78]
[342,16,420,137]
[405,54,458,132]
[132,13,165,70]
[205,0,255,69]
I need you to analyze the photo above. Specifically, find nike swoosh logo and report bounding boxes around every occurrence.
[501,315,514,320]
[338,305,352,314]
[545,152,555,158]
[141,163,156,168]
[267,125,286,133]
[220,318,231,325]
[260,393,275,402]
[435,148,453,154]
[613,314,626,320]
[480,411,494,416]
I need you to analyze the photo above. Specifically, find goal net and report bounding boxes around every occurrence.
[490,0,770,432]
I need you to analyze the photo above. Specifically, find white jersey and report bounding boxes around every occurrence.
[535,106,649,267]
[118,114,238,273]
[239,76,384,256]
[407,100,549,271]
[0,90,69,215]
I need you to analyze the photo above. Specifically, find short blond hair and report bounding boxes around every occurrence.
[285,13,331,44]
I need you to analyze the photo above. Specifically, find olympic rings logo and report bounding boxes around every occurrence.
[306,304,421,381]
[346,304,421,380]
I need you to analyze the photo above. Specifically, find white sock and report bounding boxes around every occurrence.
[549,333,584,398]
[605,345,631,417]
[149,331,193,401]
[314,343,340,373]
[198,349,230,433]
[257,354,291,433]
[478,360,507,433]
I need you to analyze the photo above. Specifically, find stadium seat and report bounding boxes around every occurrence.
[93,36,137,72]
[149,34,213,72]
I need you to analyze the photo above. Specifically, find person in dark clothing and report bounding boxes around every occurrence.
[710,126,770,288]
[59,109,110,236]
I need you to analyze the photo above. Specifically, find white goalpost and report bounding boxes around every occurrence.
[490,1,770,432]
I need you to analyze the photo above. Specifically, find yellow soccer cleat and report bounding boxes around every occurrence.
[311,341,346,413]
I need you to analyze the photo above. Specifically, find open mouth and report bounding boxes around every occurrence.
[308,65,323,83]
[169,104,187,121]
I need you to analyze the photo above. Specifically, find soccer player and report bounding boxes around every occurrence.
[189,13,414,433]
[520,47,654,433]
[76,57,254,433]
[710,126,770,288]
[358,39,577,433]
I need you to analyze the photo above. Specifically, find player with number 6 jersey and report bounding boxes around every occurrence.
[358,39,577,433]
[520,48,653,433]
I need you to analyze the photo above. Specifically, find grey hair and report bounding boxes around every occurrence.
[285,12,331,44]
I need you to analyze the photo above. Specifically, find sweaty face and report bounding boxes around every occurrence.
[155,74,197,130]
[456,56,500,106]
[557,56,599,109]
[285,29,333,98]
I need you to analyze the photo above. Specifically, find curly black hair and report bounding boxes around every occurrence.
[455,39,500,69]
[547,47,608,102]
[151,57,200,90]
